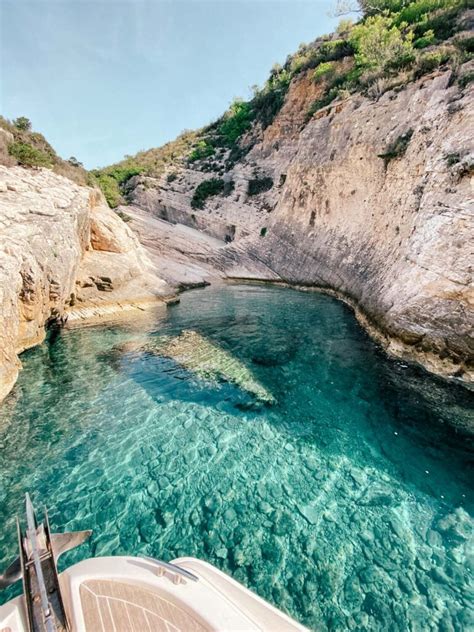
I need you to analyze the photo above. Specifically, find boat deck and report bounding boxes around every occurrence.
[1,556,308,631]
[80,579,207,632]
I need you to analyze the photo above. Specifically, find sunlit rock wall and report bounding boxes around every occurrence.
[0,166,173,401]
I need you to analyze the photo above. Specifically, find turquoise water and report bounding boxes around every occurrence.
[0,284,473,630]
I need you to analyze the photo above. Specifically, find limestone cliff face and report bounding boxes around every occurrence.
[238,69,474,379]
[0,166,173,401]
[126,65,474,381]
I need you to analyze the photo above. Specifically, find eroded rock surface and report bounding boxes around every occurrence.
[239,71,474,380]
[0,166,173,401]
[118,205,226,289]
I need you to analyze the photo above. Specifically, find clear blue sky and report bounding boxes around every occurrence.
[1,1,336,169]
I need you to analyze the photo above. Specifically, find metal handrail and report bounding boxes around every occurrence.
[140,556,199,583]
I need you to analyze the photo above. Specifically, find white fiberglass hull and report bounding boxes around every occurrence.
[0,555,308,631]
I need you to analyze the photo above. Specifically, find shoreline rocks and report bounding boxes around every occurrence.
[0,166,175,402]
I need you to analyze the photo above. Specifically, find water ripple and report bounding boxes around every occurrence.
[0,284,472,630]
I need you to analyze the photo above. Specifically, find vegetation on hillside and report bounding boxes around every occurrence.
[191,178,226,209]
[248,177,274,196]
[0,116,90,186]
[88,165,144,208]
[92,129,200,206]
[8,141,52,168]
[91,0,471,208]
[4,0,468,210]
[305,0,471,116]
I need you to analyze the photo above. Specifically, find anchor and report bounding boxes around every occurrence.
[0,494,91,632]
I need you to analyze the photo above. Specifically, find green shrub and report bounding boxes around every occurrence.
[252,85,286,129]
[313,61,336,80]
[105,166,143,185]
[378,129,413,166]
[413,4,464,42]
[252,68,291,129]
[336,18,354,34]
[394,0,456,26]
[317,39,355,63]
[384,49,416,71]
[342,66,364,86]
[350,15,415,73]
[290,53,311,74]
[189,140,215,162]
[93,173,122,208]
[191,178,225,209]
[458,71,474,88]
[219,100,254,146]
[260,227,268,237]
[455,36,474,54]
[91,165,143,207]
[167,172,178,183]
[287,39,355,78]
[8,142,51,168]
[414,48,451,77]
[248,177,273,196]
[414,30,436,48]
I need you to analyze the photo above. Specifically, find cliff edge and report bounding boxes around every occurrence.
[223,69,473,380]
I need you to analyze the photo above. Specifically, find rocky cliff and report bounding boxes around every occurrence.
[3,5,471,391]
[230,68,474,380]
[0,166,174,402]
[118,60,473,382]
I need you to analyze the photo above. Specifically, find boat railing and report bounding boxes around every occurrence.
[140,556,199,584]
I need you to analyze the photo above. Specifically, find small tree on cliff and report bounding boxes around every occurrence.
[13,116,32,132]
[68,156,83,168]
[349,14,414,72]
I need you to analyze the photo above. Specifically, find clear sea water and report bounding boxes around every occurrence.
[0,284,473,630]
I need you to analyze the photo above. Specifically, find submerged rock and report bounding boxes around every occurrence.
[152,330,276,405]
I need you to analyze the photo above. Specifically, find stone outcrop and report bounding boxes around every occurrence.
[126,65,474,382]
[0,166,174,401]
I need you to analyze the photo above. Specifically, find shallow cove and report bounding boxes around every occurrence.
[0,284,473,630]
